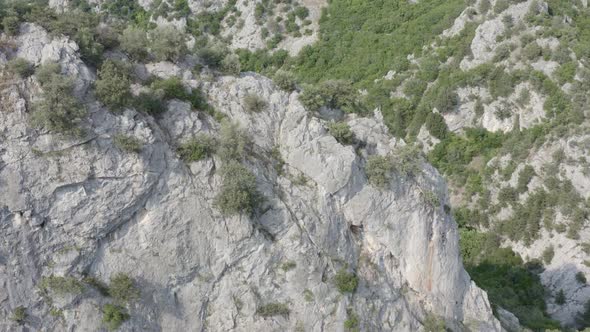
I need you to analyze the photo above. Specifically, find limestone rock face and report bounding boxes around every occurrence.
[0,24,501,332]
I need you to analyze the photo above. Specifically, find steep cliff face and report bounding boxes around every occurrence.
[0,23,501,331]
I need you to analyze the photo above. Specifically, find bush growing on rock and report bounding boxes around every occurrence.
[478,0,491,14]
[555,289,565,305]
[109,273,140,303]
[7,58,34,78]
[299,80,360,113]
[334,269,358,293]
[542,245,554,264]
[120,26,148,60]
[177,134,217,162]
[328,122,354,145]
[243,93,267,113]
[114,134,142,153]
[217,121,250,162]
[95,60,131,111]
[221,54,241,75]
[39,275,84,295]
[10,306,26,324]
[197,47,224,68]
[256,303,290,317]
[2,16,19,36]
[432,86,459,113]
[366,155,392,188]
[134,92,166,115]
[344,309,359,329]
[214,161,262,216]
[392,145,422,178]
[150,26,187,62]
[32,66,86,135]
[516,165,535,193]
[425,112,448,139]
[150,77,209,110]
[35,62,61,85]
[577,272,587,284]
[273,70,297,91]
[102,304,129,331]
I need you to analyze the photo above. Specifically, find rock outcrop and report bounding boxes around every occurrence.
[0,24,501,331]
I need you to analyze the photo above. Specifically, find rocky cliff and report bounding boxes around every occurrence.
[0,19,501,332]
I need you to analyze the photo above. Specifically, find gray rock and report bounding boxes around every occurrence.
[0,25,502,331]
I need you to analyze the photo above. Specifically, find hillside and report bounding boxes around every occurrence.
[0,0,589,331]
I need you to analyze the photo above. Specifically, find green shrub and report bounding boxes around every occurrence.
[577,300,590,327]
[555,62,577,84]
[493,0,509,14]
[95,60,131,111]
[460,229,561,330]
[417,56,440,82]
[281,261,297,272]
[150,26,187,61]
[334,269,358,293]
[177,134,217,162]
[478,0,491,14]
[294,6,309,19]
[403,78,428,101]
[102,304,129,331]
[217,121,250,162]
[344,309,359,329]
[425,112,448,139]
[542,245,554,265]
[197,47,224,68]
[221,54,241,75]
[423,314,446,332]
[555,289,566,305]
[243,93,267,113]
[151,77,188,100]
[392,145,422,177]
[577,272,587,284]
[134,92,166,115]
[114,134,142,153]
[49,307,63,318]
[516,165,535,193]
[256,303,290,317]
[39,275,84,295]
[120,26,148,60]
[109,273,140,303]
[10,306,26,324]
[493,44,511,62]
[214,161,262,215]
[273,70,297,91]
[432,86,459,113]
[498,186,517,206]
[366,155,392,188]
[35,62,61,85]
[2,16,20,36]
[299,80,360,113]
[32,67,86,135]
[7,58,34,78]
[523,42,542,60]
[328,122,354,145]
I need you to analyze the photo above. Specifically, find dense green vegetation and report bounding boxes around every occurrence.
[293,0,464,84]
[459,229,560,330]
